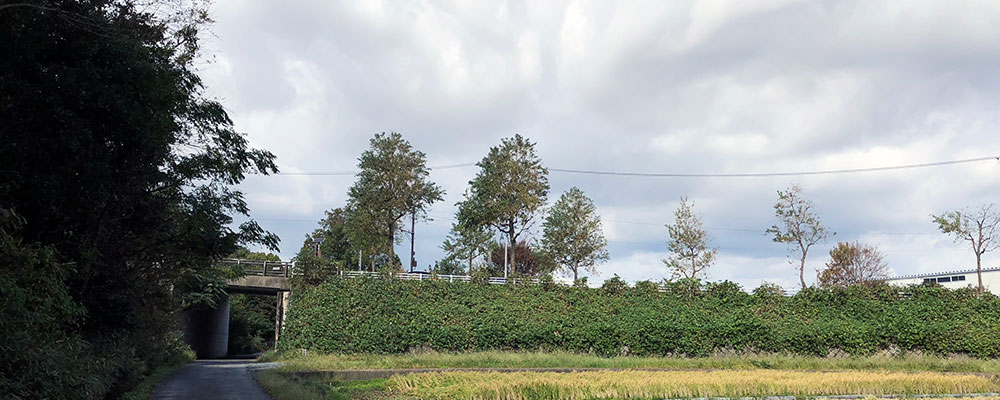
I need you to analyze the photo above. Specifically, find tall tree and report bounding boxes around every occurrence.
[292,208,353,286]
[463,134,549,268]
[663,197,717,280]
[817,241,889,288]
[933,204,1000,292]
[442,200,495,274]
[296,208,353,266]
[347,132,442,266]
[344,203,393,272]
[766,184,833,289]
[541,187,609,281]
[0,1,276,396]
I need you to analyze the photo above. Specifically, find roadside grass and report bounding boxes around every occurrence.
[388,370,1000,400]
[257,349,282,363]
[277,350,1000,373]
[257,369,389,400]
[119,348,196,400]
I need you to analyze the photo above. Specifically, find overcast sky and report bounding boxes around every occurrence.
[199,0,1000,290]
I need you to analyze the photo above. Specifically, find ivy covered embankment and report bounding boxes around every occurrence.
[279,278,1000,358]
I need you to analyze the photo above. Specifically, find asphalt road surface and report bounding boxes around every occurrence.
[152,359,279,400]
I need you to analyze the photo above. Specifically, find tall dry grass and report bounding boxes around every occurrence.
[388,369,1000,400]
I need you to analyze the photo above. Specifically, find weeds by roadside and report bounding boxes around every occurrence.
[257,370,389,400]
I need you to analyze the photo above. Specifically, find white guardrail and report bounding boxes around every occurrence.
[218,258,800,295]
[338,269,540,285]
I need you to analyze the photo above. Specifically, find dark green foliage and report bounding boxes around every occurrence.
[296,209,354,267]
[280,279,1000,358]
[633,280,660,295]
[539,274,557,290]
[600,275,628,295]
[434,258,466,275]
[0,211,114,399]
[487,241,554,276]
[1,1,276,397]
[291,209,353,288]
[471,267,492,284]
[228,294,277,355]
[291,253,344,289]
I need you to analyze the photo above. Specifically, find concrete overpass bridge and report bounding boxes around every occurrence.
[181,259,292,359]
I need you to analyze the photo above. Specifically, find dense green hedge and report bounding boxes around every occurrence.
[278,278,1000,358]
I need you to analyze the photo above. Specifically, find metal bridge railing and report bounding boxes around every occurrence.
[217,258,292,277]
[338,270,540,285]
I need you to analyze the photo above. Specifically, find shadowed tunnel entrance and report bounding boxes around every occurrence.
[181,262,292,359]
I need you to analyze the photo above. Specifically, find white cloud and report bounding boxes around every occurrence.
[199,1,1000,285]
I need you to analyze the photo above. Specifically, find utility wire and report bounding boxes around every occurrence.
[604,218,936,236]
[548,155,1000,178]
[269,156,999,178]
[273,162,476,176]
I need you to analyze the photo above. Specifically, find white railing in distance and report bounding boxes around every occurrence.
[338,270,540,285]
[216,258,292,277]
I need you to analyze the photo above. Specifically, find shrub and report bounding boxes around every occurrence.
[540,274,557,290]
[633,280,660,295]
[471,267,491,284]
[600,275,628,295]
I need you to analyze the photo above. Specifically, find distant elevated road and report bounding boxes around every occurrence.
[152,360,278,400]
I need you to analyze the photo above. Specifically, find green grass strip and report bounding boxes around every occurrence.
[257,370,388,400]
[278,351,1000,374]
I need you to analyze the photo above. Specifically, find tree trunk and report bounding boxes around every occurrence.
[573,266,578,282]
[507,223,516,274]
[388,221,396,266]
[977,252,984,292]
[409,213,416,272]
[691,256,696,280]
[799,249,808,289]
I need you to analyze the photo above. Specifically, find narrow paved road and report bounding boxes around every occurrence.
[153,360,279,400]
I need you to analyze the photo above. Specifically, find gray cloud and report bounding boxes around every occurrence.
[205,0,1000,289]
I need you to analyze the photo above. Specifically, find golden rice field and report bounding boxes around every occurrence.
[386,370,1000,400]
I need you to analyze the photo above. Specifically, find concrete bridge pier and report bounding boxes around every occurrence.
[180,296,231,359]
[275,291,290,346]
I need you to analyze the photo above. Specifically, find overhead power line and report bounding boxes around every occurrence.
[274,163,476,176]
[269,155,999,178]
[548,155,1000,178]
